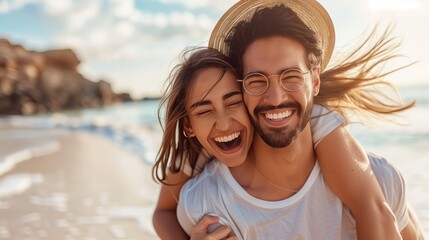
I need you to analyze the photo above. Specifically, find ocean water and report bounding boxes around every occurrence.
[0,87,428,236]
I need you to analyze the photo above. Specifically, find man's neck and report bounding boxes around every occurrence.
[232,124,316,200]
[254,124,315,167]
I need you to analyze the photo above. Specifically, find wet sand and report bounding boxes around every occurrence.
[0,130,159,239]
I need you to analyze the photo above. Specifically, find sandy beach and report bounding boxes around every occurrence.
[0,129,159,239]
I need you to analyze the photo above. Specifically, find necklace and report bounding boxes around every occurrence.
[251,162,299,193]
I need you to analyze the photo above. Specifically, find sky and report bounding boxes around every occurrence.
[0,0,428,98]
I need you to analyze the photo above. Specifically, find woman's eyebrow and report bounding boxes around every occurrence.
[190,99,211,110]
[223,91,242,100]
[190,90,241,109]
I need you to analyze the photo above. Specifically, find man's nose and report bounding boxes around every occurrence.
[263,76,289,105]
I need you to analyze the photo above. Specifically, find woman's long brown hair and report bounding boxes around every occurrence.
[316,25,416,124]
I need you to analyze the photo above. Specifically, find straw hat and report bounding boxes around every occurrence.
[209,0,335,71]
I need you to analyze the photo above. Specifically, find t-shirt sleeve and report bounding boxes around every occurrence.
[369,154,410,231]
[310,104,345,148]
[177,162,216,236]
[181,149,213,177]
[177,192,195,236]
[177,171,203,235]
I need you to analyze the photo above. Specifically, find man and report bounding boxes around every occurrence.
[177,1,422,239]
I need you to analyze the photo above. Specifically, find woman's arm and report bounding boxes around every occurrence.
[316,126,402,240]
[401,208,423,240]
[153,171,190,240]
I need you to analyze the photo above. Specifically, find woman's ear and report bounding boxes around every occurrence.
[183,117,195,138]
[312,67,321,96]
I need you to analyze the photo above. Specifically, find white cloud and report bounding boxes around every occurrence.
[108,0,135,18]
[0,0,38,13]
[114,21,135,38]
[62,0,101,32]
[158,0,233,12]
[1,0,217,60]
[41,0,73,15]
[369,0,420,12]
[159,0,208,8]
[41,0,217,63]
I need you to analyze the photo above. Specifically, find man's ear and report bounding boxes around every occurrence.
[312,67,321,96]
[183,116,195,138]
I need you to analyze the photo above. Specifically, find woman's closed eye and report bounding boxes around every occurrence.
[193,98,242,117]
[195,109,213,116]
[226,100,243,108]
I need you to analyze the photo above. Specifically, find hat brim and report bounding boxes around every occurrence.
[209,0,335,71]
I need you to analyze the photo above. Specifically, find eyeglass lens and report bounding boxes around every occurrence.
[243,69,307,95]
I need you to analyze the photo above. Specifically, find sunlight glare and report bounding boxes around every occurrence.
[369,0,420,11]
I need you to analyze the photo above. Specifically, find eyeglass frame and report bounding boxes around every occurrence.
[237,67,314,96]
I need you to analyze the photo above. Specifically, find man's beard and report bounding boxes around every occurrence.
[249,101,313,148]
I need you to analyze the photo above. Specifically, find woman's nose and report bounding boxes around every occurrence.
[215,112,233,131]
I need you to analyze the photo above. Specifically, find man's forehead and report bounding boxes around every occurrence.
[242,36,307,73]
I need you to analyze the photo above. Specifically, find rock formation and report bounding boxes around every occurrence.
[0,39,132,115]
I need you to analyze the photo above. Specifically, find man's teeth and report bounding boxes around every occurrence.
[265,111,292,120]
[214,132,240,143]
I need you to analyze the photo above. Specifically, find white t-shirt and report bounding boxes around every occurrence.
[181,104,344,176]
[177,154,409,240]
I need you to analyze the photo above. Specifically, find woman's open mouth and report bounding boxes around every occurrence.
[213,131,242,152]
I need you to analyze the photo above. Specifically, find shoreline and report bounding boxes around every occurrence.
[0,130,159,239]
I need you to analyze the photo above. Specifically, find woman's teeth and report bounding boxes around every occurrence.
[265,111,292,120]
[214,131,240,143]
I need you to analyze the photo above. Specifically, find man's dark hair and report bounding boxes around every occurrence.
[224,5,322,77]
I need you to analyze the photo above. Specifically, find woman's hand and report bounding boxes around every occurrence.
[191,215,237,240]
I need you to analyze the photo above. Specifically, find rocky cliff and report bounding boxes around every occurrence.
[0,39,132,115]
